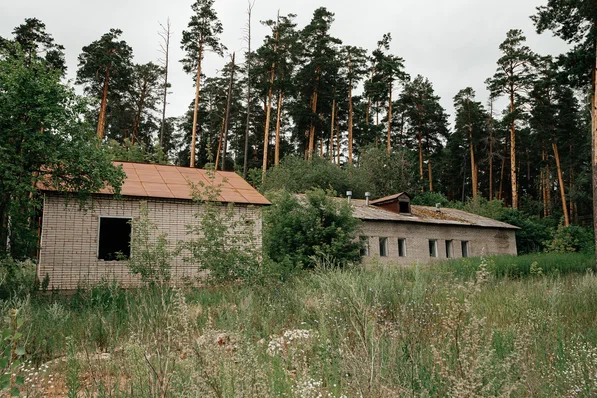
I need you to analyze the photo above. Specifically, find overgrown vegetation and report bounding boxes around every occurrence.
[0,254,595,396]
[263,189,362,271]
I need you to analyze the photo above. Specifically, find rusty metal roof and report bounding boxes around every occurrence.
[43,162,270,205]
[369,192,411,205]
[351,199,519,230]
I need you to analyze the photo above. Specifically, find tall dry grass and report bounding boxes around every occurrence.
[2,254,597,396]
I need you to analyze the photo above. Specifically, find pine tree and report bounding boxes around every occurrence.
[486,29,536,209]
[453,88,488,199]
[342,46,369,164]
[400,75,449,192]
[370,34,408,153]
[180,0,225,167]
[129,62,165,147]
[2,18,66,74]
[76,29,134,141]
[296,8,342,159]
[533,0,597,266]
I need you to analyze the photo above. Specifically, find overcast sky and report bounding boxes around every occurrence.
[2,0,570,126]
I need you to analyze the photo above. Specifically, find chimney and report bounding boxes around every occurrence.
[436,203,442,212]
[346,191,353,204]
[365,192,371,206]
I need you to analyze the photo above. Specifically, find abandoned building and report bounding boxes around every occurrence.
[352,192,518,264]
[38,162,270,289]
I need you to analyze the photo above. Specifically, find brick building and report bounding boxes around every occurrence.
[38,162,270,289]
[353,193,518,264]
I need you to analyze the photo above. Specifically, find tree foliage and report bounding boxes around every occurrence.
[263,189,362,268]
[0,45,124,258]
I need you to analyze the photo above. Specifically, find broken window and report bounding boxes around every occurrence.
[445,240,453,258]
[429,240,438,257]
[398,238,406,257]
[461,241,469,258]
[98,217,132,261]
[379,237,389,257]
[360,236,370,256]
[399,201,410,214]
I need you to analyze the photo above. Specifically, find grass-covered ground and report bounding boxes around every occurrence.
[4,252,597,397]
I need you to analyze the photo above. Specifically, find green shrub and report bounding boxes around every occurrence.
[261,156,368,198]
[263,189,362,269]
[126,201,173,286]
[411,191,451,207]
[181,163,260,284]
[545,224,594,254]
[0,258,37,300]
[498,210,553,254]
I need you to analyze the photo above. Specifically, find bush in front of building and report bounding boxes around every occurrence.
[263,189,362,270]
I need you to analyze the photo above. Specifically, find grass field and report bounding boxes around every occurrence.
[4,253,597,397]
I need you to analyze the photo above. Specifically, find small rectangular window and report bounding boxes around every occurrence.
[98,217,132,261]
[398,238,406,257]
[446,240,453,258]
[379,237,388,257]
[360,236,370,256]
[399,201,410,214]
[461,241,469,258]
[429,240,438,258]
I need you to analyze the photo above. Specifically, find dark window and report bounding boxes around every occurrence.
[429,240,438,257]
[399,201,410,214]
[446,240,453,258]
[98,217,131,261]
[379,237,388,257]
[398,238,406,257]
[360,236,370,256]
[461,241,469,258]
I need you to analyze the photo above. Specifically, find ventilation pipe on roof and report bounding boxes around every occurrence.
[365,192,371,206]
[347,191,353,204]
[436,203,442,212]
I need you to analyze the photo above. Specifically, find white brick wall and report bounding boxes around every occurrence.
[359,220,517,266]
[39,193,263,289]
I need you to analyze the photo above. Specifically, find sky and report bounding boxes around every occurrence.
[1,0,571,126]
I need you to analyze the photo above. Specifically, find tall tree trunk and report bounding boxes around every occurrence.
[329,97,336,159]
[553,142,569,226]
[489,100,494,199]
[221,53,236,171]
[347,58,354,164]
[215,117,225,170]
[591,38,597,270]
[190,40,204,168]
[97,66,110,140]
[498,156,506,201]
[132,81,148,145]
[428,160,433,192]
[336,113,340,165]
[417,104,423,182]
[467,97,478,198]
[387,81,392,153]
[274,90,283,165]
[509,88,518,209]
[243,1,254,179]
[546,161,552,215]
[159,18,171,150]
[365,67,374,125]
[542,150,548,217]
[262,24,279,180]
[308,68,321,158]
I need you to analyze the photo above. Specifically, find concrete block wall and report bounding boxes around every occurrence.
[38,193,263,289]
[359,220,517,266]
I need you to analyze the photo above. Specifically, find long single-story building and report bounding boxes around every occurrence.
[38,162,270,289]
[352,193,518,264]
